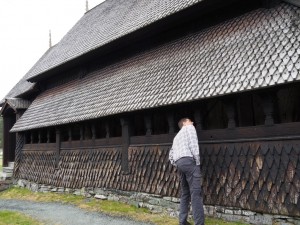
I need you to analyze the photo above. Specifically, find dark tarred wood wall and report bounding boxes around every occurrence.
[14,84,300,217]
[2,109,16,167]
[16,127,300,217]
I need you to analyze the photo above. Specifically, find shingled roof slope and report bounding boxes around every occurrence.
[11,3,300,132]
[25,0,203,81]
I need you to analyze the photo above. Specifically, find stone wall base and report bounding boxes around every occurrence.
[15,179,300,225]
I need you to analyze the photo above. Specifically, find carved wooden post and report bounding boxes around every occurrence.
[80,125,84,141]
[167,112,175,134]
[262,93,274,126]
[224,99,236,129]
[47,130,50,143]
[194,109,203,133]
[30,132,33,144]
[55,128,61,169]
[67,127,71,142]
[38,130,41,143]
[121,117,130,173]
[105,121,110,139]
[144,115,152,136]
[91,124,96,141]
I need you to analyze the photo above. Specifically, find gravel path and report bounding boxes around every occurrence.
[0,199,154,225]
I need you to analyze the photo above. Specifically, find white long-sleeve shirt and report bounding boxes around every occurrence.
[169,124,200,166]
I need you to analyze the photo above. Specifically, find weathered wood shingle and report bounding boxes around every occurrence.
[26,0,203,81]
[11,3,300,132]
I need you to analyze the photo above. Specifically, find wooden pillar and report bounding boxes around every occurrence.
[55,128,61,168]
[120,117,130,174]
[68,127,72,142]
[105,121,110,139]
[194,109,203,133]
[167,112,175,134]
[224,99,236,129]
[47,130,50,143]
[144,115,152,136]
[262,93,275,126]
[91,124,96,141]
[30,132,33,144]
[38,130,41,143]
[80,125,84,141]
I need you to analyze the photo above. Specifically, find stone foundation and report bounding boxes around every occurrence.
[15,179,300,225]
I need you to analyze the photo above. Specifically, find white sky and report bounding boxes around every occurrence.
[0,0,105,100]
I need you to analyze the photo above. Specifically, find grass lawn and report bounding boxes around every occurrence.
[0,210,41,225]
[0,187,250,225]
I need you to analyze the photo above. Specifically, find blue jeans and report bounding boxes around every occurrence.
[176,157,204,225]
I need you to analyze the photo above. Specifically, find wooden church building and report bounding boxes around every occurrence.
[1,0,300,222]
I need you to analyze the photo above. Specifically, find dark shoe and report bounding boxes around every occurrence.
[179,222,192,225]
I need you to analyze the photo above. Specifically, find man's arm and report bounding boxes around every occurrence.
[169,147,176,166]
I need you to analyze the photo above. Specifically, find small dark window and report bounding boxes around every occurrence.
[95,120,106,139]
[109,118,121,137]
[71,124,81,141]
[60,126,69,142]
[236,94,264,127]
[277,85,300,123]
[84,123,92,140]
[31,130,39,143]
[132,114,146,136]
[203,100,228,130]
[48,128,56,143]
[40,129,48,143]
[152,112,168,135]
[25,131,31,144]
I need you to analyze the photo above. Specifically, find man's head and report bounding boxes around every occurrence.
[178,118,193,129]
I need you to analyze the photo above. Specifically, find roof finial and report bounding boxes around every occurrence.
[49,29,52,48]
[86,0,89,12]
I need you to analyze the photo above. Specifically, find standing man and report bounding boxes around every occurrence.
[169,118,204,225]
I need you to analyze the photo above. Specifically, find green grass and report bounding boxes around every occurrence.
[0,187,250,225]
[0,210,42,225]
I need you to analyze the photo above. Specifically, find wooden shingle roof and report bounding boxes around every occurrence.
[26,0,203,81]
[11,3,300,132]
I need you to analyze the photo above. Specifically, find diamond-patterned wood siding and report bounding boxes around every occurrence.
[17,140,300,216]
[201,140,300,216]
[18,146,179,196]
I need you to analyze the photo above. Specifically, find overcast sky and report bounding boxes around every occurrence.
[0,0,105,101]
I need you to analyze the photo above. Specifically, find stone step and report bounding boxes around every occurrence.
[0,171,13,179]
[0,162,14,181]
[8,162,14,168]
[0,179,13,191]
[2,167,13,173]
